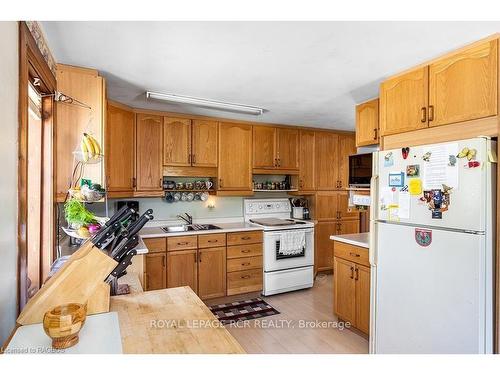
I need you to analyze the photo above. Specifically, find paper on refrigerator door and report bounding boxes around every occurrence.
[423,143,459,190]
[398,191,411,219]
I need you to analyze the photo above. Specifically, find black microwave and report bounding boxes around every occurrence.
[348,153,373,186]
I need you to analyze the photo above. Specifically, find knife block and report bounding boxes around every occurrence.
[17,242,117,325]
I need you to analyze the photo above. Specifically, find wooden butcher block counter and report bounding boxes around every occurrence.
[110,286,245,354]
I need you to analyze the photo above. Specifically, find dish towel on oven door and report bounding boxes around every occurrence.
[279,231,305,255]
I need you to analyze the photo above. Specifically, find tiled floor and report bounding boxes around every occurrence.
[207,274,369,354]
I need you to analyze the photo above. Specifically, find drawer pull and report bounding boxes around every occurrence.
[241,236,251,240]
[240,275,251,279]
[241,249,251,253]
[177,242,189,245]
[349,252,360,257]
[208,240,218,243]
[242,262,251,266]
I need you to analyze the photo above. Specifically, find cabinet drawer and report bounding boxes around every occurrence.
[227,269,263,296]
[227,243,263,259]
[227,256,262,272]
[227,231,263,246]
[167,235,198,251]
[143,237,167,254]
[333,241,369,267]
[198,233,226,248]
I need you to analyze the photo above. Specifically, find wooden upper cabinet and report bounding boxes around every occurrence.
[136,114,163,191]
[315,132,339,190]
[428,40,498,127]
[253,126,276,168]
[355,98,379,146]
[105,103,135,192]
[192,120,218,167]
[337,134,356,189]
[218,122,253,192]
[380,66,429,136]
[299,130,315,191]
[55,65,105,200]
[163,117,191,166]
[276,128,299,169]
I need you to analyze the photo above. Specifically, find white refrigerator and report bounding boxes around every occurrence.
[369,137,496,354]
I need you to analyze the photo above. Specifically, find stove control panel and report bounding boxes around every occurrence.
[244,199,291,215]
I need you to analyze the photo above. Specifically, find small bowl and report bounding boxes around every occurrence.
[43,303,87,349]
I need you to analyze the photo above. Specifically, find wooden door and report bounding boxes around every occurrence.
[253,126,276,168]
[136,114,163,191]
[144,253,166,291]
[355,98,379,147]
[337,220,360,235]
[167,250,198,293]
[333,257,356,324]
[192,120,218,167]
[276,128,299,169]
[299,130,315,191]
[337,134,356,189]
[105,104,135,192]
[337,191,360,220]
[379,67,429,136]
[429,40,498,127]
[198,247,226,299]
[355,264,370,335]
[315,191,338,220]
[163,117,191,166]
[218,122,253,192]
[315,132,339,190]
[315,221,337,272]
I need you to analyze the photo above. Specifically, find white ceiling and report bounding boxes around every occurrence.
[41,21,500,130]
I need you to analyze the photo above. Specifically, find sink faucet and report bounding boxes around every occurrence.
[177,212,193,225]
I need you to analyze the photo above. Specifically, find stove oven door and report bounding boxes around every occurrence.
[263,228,314,272]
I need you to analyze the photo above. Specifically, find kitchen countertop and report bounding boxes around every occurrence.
[140,220,262,238]
[110,286,245,354]
[330,232,370,249]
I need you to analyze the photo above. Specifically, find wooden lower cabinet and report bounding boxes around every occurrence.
[333,241,370,335]
[144,253,166,291]
[315,219,360,272]
[167,249,198,293]
[198,247,226,299]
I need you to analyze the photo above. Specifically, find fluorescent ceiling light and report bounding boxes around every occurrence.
[146,91,265,116]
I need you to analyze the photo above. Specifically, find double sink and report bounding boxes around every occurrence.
[162,224,221,233]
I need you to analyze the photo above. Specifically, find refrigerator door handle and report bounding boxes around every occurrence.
[369,174,378,266]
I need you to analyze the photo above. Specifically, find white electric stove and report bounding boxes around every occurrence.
[244,198,315,296]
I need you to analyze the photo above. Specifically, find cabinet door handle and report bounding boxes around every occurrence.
[338,180,342,188]
[162,255,166,267]
[373,128,378,140]
[349,252,360,258]
[242,262,251,266]
[132,177,137,188]
[188,153,192,164]
[219,178,223,188]
[350,266,354,279]
[159,178,162,188]
[192,154,196,164]
[420,107,427,123]
[274,158,278,167]
[241,275,251,279]
[428,105,434,121]
[355,267,359,281]
[299,179,303,189]
[198,252,202,263]
[194,252,197,263]
[278,158,281,167]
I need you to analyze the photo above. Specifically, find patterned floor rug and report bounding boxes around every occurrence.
[209,297,280,325]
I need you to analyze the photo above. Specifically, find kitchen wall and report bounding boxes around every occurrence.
[0,21,19,345]
[87,192,294,224]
